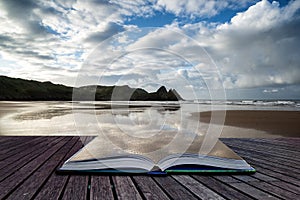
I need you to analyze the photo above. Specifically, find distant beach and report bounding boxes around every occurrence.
[198,110,300,137]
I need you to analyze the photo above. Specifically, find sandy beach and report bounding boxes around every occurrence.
[199,110,300,137]
[1,102,300,138]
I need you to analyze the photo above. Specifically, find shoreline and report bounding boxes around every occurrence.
[198,110,300,137]
[1,102,300,137]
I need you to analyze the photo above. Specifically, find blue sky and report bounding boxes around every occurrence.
[0,0,299,99]
[125,0,291,26]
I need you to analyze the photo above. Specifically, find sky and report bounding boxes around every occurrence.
[0,0,300,100]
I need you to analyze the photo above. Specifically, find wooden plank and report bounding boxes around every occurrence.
[153,176,197,200]
[223,139,300,159]
[90,176,114,200]
[274,137,300,144]
[213,176,280,199]
[256,182,300,199]
[227,145,300,173]
[0,136,18,143]
[225,140,300,164]
[230,174,300,195]
[0,136,40,157]
[112,176,143,200]
[236,179,300,199]
[232,175,260,182]
[33,137,84,200]
[0,137,64,182]
[275,137,300,141]
[61,175,89,200]
[192,175,253,200]
[225,142,300,177]
[231,152,300,179]
[253,138,300,153]
[34,138,82,200]
[0,137,71,199]
[230,182,279,200]
[223,138,300,159]
[229,144,300,168]
[257,138,300,149]
[0,136,33,151]
[226,141,300,186]
[224,138,300,161]
[132,176,170,200]
[172,175,225,200]
[211,175,241,183]
[234,172,300,194]
[223,137,298,148]
[251,172,277,182]
[267,181,300,194]
[0,137,61,170]
[0,136,36,149]
[248,164,300,187]
[240,137,300,148]
[5,137,79,200]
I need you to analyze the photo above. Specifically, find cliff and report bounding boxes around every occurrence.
[0,76,183,101]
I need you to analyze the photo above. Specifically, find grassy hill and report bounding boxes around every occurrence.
[0,76,183,101]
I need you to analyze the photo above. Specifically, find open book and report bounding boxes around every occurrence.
[58,131,255,174]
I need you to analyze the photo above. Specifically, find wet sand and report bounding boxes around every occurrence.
[199,110,300,137]
[1,102,300,138]
[0,102,28,117]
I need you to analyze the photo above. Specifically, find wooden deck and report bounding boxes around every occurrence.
[0,136,299,200]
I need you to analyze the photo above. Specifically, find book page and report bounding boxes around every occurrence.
[69,129,242,164]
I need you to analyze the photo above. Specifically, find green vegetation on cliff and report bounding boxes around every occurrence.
[0,76,183,101]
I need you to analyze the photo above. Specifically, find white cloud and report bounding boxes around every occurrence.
[0,0,155,84]
[155,0,257,18]
[180,0,300,90]
[0,0,299,99]
[157,0,224,17]
[111,0,300,98]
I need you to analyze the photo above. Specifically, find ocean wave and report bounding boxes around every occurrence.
[193,100,299,107]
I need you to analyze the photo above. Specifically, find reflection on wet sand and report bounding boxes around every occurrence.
[0,101,280,138]
[14,108,72,121]
[11,102,180,121]
[0,101,184,136]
